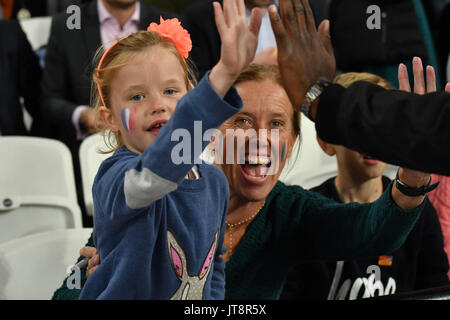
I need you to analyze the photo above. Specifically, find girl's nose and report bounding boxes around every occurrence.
[151,104,167,115]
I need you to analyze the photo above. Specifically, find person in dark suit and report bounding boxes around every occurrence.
[0,20,43,137]
[41,0,177,226]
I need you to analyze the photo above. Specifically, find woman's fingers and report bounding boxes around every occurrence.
[446,83,450,93]
[80,246,97,258]
[412,57,425,94]
[249,7,263,37]
[398,63,411,92]
[426,65,436,93]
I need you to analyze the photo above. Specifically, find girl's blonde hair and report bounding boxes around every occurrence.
[91,30,198,153]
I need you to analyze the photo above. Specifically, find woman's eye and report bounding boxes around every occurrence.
[272,121,282,127]
[236,118,249,125]
[132,94,144,101]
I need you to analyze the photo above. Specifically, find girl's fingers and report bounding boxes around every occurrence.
[236,0,245,17]
[223,0,237,26]
[426,65,436,93]
[398,63,411,92]
[213,2,227,37]
[412,56,425,94]
[446,83,450,93]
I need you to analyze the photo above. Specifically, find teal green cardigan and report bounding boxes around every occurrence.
[224,181,423,300]
[53,181,423,300]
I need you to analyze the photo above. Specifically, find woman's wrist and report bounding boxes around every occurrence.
[391,168,430,210]
[397,168,430,188]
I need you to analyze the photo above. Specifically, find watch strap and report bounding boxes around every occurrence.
[301,80,331,121]
[395,171,439,197]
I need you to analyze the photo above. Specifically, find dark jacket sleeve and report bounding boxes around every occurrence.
[183,0,220,80]
[41,14,79,130]
[415,199,450,289]
[52,233,95,300]
[17,24,42,122]
[315,81,450,175]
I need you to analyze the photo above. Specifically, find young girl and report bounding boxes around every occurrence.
[79,0,262,300]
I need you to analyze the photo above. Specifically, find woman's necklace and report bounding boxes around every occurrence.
[225,201,265,256]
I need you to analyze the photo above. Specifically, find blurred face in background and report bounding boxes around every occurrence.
[317,136,388,184]
[103,0,137,10]
[244,0,275,9]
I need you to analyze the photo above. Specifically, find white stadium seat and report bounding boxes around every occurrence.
[0,228,92,300]
[0,136,82,244]
[79,133,113,216]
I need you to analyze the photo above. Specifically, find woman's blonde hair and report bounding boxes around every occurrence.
[333,72,393,90]
[91,30,198,153]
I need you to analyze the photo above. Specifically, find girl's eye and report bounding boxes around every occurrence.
[164,89,177,95]
[132,94,144,101]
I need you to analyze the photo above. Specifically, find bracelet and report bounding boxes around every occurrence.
[395,170,439,197]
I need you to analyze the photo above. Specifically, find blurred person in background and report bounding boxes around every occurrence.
[0,19,46,137]
[281,70,449,300]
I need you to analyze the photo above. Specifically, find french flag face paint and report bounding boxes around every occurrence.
[281,142,287,162]
[121,107,136,132]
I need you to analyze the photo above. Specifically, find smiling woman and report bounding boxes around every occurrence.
[213,64,432,300]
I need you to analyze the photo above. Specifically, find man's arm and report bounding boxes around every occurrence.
[269,0,450,175]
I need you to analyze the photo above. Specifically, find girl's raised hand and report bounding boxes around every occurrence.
[209,0,262,97]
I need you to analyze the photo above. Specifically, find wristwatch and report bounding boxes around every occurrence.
[301,80,331,121]
[395,170,439,197]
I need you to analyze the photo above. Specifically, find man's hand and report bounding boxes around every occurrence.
[268,0,335,108]
[80,108,104,134]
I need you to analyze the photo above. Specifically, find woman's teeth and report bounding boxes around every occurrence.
[246,155,271,165]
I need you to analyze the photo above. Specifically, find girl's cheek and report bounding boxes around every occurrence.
[121,106,137,132]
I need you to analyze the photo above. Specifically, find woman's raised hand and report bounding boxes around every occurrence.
[392,57,434,210]
[209,0,262,97]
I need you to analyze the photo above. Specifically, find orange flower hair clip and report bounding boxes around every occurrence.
[147,17,192,59]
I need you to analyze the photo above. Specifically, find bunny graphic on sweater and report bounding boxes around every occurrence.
[167,230,218,300]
